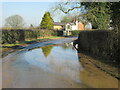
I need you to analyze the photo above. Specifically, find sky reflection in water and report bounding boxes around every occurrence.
[23,43,83,83]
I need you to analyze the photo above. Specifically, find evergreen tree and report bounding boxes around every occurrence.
[29,24,34,29]
[40,12,53,29]
[82,2,111,29]
[110,2,120,31]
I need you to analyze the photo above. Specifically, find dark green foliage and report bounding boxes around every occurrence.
[24,30,38,40]
[81,2,111,29]
[56,30,63,36]
[56,2,112,29]
[2,30,25,44]
[29,24,34,29]
[71,30,81,36]
[2,29,59,44]
[110,2,120,31]
[77,30,118,67]
[40,12,53,29]
[30,24,34,27]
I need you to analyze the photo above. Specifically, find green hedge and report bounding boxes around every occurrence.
[2,29,58,44]
[71,30,81,36]
[77,30,118,66]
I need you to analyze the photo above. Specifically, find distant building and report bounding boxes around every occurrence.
[53,21,92,36]
[53,22,66,30]
[53,21,85,31]
[78,22,84,30]
[65,21,84,31]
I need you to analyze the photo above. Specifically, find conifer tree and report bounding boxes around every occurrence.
[40,12,53,29]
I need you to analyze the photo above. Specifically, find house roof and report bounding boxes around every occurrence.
[53,22,67,26]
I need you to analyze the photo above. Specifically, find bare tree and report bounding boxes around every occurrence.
[5,15,25,28]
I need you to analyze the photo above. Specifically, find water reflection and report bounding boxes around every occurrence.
[41,45,53,57]
[61,43,75,51]
[2,41,118,88]
[21,43,83,83]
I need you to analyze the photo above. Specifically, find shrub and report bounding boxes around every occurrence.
[77,30,118,66]
[2,29,58,44]
[71,30,81,36]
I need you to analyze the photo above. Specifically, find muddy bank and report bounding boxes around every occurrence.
[78,53,119,88]
[76,51,120,80]
[77,53,119,88]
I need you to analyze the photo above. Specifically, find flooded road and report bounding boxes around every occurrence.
[2,38,118,88]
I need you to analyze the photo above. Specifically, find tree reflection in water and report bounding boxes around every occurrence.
[61,43,75,50]
[41,45,53,57]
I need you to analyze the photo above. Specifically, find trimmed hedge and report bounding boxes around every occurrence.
[77,30,118,66]
[71,30,81,36]
[1,29,59,44]
[2,29,79,44]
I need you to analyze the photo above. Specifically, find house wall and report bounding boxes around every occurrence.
[71,25,77,30]
[65,21,85,31]
[53,26,62,30]
[78,22,84,30]
[65,24,71,31]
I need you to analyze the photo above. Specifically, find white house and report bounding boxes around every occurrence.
[65,21,79,31]
[53,20,92,36]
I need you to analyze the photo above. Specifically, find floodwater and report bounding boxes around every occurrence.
[2,38,118,88]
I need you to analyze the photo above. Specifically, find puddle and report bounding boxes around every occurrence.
[2,39,118,88]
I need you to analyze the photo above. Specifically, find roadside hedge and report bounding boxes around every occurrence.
[1,29,58,44]
[77,30,119,66]
[1,29,81,44]
[71,30,81,36]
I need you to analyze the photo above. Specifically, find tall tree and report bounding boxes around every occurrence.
[110,2,120,31]
[5,15,24,28]
[40,12,53,29]
[82,2,111,29]
[53,1,111,29]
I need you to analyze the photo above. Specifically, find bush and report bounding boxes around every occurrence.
[77,30,118,66]
[71,30,81,36]
[2,30,25,44]
[56,30,63,36]
[2,29,58,44]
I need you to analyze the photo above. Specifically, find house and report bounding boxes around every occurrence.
[53,22,66,30]
[53,21,92,36]
[53,21,86,31]
[65,21,85,31]
[78,22,85,30]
